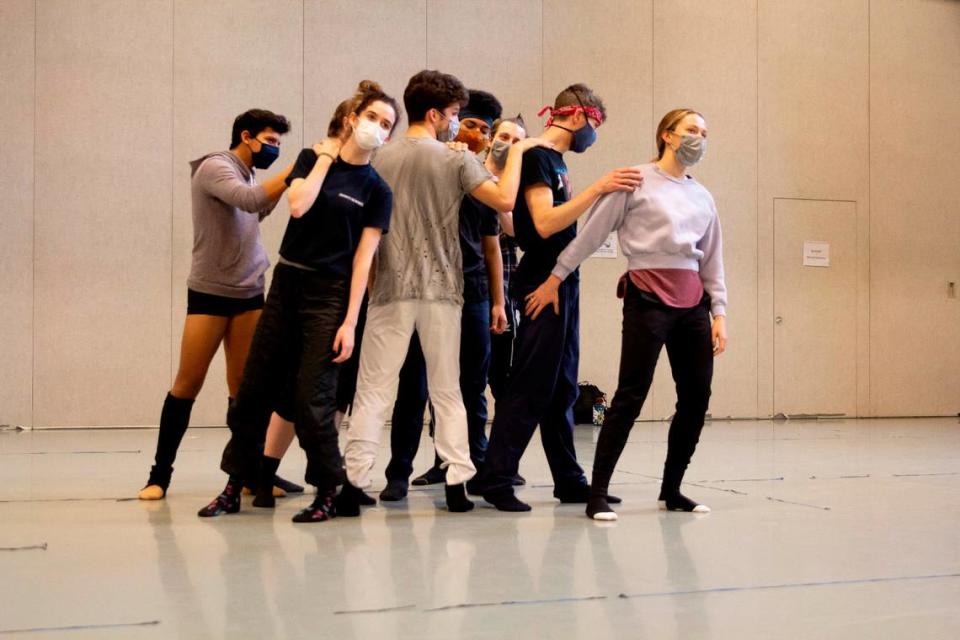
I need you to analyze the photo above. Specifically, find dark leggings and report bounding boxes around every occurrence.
[591,281,714,499]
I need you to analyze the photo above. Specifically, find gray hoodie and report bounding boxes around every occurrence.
[186,151,278,298]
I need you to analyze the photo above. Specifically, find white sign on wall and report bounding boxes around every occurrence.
[802,241,830,267]
[591,232,618,259]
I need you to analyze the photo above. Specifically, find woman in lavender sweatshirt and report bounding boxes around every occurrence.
[525,109,727,521]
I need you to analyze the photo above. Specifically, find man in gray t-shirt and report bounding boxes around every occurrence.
[340,70,547,514]
[370,136,490,305]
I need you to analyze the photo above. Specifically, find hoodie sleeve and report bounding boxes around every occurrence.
[697,199,727,317]
[197,155,271,214]
[551,190,629,281]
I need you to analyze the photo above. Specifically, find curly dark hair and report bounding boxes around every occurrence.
[230,109,290,148]
[403,70,469,123]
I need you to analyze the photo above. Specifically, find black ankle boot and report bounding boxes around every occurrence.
[253,456,281,509]
[336,482,368,517]
[379,479,408,502]
[292,489,337,523]
[445,483,475,512]
[198,478,242,517]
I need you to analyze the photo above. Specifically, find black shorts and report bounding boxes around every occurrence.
[186,289,264,317]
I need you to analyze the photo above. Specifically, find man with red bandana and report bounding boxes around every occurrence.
[478,84,644,512]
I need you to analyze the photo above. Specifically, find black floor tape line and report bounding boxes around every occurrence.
[686,482,749,496]
[333,604,417,615]
[0,543,47,552]
[0,620,160,635]
[892,472,959,477]
[0,450,141,456]
[766,496,831,510]
[424,594,607,612]
[810,474,871,479]
[617,572,960,600]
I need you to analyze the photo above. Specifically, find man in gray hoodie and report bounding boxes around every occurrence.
[140,109,297,502]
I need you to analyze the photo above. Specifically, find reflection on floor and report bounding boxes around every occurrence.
[2,418,959,639]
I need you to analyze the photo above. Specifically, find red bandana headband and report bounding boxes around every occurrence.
[537,104,604,128]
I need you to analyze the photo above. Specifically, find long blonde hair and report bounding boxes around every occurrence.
[654,108,703,160]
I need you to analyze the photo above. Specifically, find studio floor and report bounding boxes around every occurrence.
[2,418,959,639]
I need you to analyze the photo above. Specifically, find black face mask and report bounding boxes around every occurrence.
[250,138,280,169]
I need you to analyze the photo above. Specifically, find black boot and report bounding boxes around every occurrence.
[379,479,408,501]
[197,477,242,517]
[292,488,337,523]
[445,483,474,513]
[253,456,281,508]
[336,482,371,517]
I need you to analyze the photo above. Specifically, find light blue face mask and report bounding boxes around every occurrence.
[437,110,460,142]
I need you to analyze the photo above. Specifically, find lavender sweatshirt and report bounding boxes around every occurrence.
[552,163,727,317]
[186,151,278,298]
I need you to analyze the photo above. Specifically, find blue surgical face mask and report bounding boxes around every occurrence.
[250,137,280,169]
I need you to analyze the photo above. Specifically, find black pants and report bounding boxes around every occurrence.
[384,299,491,482]
[591,281,714,498]
[220,264,347,492]
[488,296,517,402]
[481,277,587,497]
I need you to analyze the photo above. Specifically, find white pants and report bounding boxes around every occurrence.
[344,300,476,489]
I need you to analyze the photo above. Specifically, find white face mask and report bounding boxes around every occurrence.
[353,117,387,151]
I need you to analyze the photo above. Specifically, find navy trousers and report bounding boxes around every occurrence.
[481,277,587,497]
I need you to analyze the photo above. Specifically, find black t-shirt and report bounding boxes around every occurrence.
[512,147,577,290]
[281,150,392,276]
[459,195,500,304]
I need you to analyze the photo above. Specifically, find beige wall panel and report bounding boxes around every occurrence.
[869,0,960,416]
[173,0,303,426]
[649,0,758,420]
[303,0,427,146]
[0,0,35,427]
[543,0,655,417]
[757,0,869,416]
[426,0,542,126]
[34,0,173,426]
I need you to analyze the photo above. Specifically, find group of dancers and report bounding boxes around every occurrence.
[137,68,728,523]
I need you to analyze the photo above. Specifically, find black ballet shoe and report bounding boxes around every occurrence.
[273,475,304,494]
[412,466,445,486]
[445,483,475,512]
[658,492,710,513]
[586,496,618,521]
[483,489,531,512]
[379,480,408,502]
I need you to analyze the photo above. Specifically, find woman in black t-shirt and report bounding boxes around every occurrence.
[198,82,398,523]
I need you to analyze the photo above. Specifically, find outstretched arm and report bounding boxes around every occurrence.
[524,191,629,320]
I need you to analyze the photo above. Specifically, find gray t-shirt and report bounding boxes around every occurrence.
[370,137,491,305]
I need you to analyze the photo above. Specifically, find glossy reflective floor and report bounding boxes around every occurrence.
[2,418,959,639]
